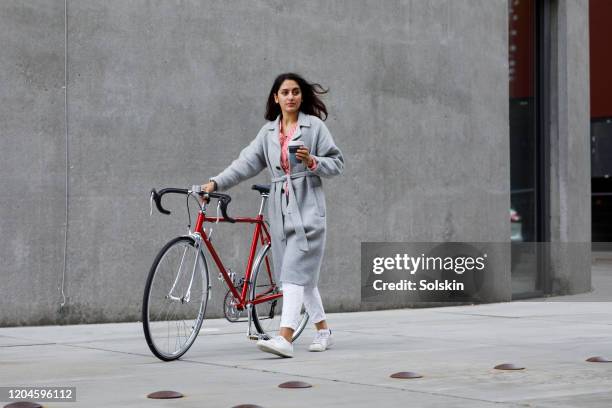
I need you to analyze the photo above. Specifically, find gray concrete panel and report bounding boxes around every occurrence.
[548,0,591,294]
[0,1,66,325]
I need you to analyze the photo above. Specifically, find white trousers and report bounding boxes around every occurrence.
[280,282,326,330]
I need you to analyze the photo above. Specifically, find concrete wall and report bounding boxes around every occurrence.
[2,0,516,326]
[548,0,592,294]
[0,1,66,325]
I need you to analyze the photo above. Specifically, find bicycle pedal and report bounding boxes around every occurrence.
[248,334,261,341]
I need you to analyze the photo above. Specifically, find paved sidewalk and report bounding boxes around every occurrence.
[1,298,612,407]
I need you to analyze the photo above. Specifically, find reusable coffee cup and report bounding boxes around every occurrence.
[288,140,305,166]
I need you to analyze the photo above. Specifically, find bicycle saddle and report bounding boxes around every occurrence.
[251,184,270,194]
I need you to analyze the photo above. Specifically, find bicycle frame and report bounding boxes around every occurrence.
[192,197,280,311]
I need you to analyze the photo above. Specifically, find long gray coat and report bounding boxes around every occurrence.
[210,111,344,287]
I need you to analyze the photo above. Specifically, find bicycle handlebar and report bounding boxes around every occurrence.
[150,187,236,223]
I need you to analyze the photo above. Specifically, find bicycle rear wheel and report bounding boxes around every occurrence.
[142,236,209,361]
[250,243,308,341]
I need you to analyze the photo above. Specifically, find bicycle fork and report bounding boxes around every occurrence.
[167,246,190,303]
[167,248,197,304]
[168,233,210,305]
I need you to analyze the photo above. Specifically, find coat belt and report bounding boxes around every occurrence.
[270,171,318,252]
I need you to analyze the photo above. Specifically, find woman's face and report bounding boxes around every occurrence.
[274,79,302,116]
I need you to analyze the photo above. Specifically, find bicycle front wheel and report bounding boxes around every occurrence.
[142,236,210,361]
[250,243,308,341]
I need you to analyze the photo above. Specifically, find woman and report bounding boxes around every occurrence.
[201,72,344,358]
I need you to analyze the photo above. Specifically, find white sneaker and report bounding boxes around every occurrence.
[309,329,334,352]
[256,336,293,358]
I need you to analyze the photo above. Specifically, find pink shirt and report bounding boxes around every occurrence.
[279,121,317,196]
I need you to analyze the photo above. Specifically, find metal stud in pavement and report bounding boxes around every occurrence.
[146,390,184,399]
[586,356,612,363]
[390,371,423,379]
[278,381,312,389]
[3,403,42,408]
[232,405,265,408]
[494,363,525,370]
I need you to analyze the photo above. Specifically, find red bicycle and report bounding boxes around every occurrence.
[142,184,308,361]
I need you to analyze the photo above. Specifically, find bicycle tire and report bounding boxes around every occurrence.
[250,243,308,340]
[142,235,210,361]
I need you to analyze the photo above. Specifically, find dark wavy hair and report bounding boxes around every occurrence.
[265,73,329,121]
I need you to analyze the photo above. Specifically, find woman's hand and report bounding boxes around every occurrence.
[198,180,216,204]
[201,181,216,193]
[296,146,314,168]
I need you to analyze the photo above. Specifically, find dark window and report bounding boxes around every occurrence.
[590,0,612,245]
[509,0,548,297]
